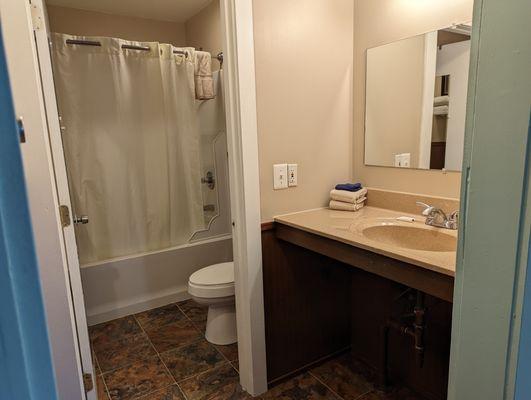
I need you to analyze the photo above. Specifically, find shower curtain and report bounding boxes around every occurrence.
[52,34,205,263]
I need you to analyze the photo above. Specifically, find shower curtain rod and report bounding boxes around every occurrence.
[65,39,223,65]
[65,39,189,57]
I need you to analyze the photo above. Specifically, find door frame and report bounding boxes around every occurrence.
[0,0,268,397]
[31,1,97,399]
[220,0,268,395]
[448,0,531,398]
[511,148,531,400]
[221,0,267,396]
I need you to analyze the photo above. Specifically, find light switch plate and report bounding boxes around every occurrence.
[273,164,288,189]
[394,153,411,168]
[288,164,298,187]
[401,153,411,168]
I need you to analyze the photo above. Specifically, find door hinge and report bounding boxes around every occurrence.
[83,373,93,392]
[17,117,26,143]
[59,205,71,227]
[30,4,44,31]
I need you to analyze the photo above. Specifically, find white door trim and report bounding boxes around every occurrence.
[30,1,97,399]
[221,0,268,395]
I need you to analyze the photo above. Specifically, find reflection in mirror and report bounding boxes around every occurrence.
[364,24,471,171]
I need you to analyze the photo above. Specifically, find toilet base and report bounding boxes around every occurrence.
[192,296,237,345]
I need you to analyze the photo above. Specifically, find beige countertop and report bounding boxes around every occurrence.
[274,207,457,277]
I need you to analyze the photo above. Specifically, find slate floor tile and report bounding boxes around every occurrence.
[103,356,174,400]
[95,333,157,373]
[145,320,202,353]
[260,373,339,400]
[310,354,373,400]
[179,363,251,400]
[135,304,186,330]
[90,317,142,348]
[161,339,225,381]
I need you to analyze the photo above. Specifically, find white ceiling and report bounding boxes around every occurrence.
[46,0,213,23]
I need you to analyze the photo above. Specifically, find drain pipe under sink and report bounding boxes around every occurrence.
[379,290,426,389]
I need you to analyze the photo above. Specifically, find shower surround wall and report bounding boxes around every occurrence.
[192,71,232,241]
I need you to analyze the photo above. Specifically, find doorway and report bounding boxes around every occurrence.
[0,0,267,397]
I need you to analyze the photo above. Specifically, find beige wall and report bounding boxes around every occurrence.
[185,0,222,65]
[365,35,426,168]
[47,5,186,45]
[353,0,473,199]
[253,0,354,221]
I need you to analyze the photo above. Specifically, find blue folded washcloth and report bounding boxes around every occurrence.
[335,183,362,192]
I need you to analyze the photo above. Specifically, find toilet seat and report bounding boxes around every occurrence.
[188,262,234,299]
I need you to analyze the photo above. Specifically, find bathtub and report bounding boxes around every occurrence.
[81,234,233,325]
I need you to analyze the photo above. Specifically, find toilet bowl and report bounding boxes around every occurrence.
[188,262,237,345]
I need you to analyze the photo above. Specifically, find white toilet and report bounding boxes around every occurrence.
[188,261,237,345]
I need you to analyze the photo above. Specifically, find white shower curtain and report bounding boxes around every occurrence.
[52,34,205,263]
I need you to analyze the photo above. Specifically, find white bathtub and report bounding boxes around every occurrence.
[81,234,233,325]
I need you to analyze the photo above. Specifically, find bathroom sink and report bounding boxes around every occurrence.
[361,224,457,252]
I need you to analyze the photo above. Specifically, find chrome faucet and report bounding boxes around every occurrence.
[416,202,459,230]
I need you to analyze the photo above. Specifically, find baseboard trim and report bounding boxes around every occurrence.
[86,289,192,326]
[261,221,275,231]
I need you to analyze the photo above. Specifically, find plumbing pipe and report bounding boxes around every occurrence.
[378,290,426,389]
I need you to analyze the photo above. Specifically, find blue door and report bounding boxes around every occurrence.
[0,25,58,400]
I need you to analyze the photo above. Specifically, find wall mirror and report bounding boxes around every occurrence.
[364,24,472,171]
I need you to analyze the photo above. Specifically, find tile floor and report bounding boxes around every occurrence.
[91,300,425,400]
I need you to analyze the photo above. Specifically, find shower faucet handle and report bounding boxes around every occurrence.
[201,171,216,190]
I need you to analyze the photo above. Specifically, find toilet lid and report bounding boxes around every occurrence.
[189,262,234,287]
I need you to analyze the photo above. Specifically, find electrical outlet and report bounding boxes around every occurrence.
[401,153,411,168]
[288,164,298,187]
[394,153,411,168]
[273,164,288,189]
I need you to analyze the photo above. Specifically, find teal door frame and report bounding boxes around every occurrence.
[0,25,58,399]
[448,0,531,398]
[515,233,531,399]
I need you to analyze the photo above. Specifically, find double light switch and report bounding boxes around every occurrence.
[273,164,297,189]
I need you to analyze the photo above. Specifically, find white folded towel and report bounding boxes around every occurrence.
[330,188,367,204]
[433,95,449,106]
[194,51,215,100]
[433,105,449,116]
[329,200,365,211]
